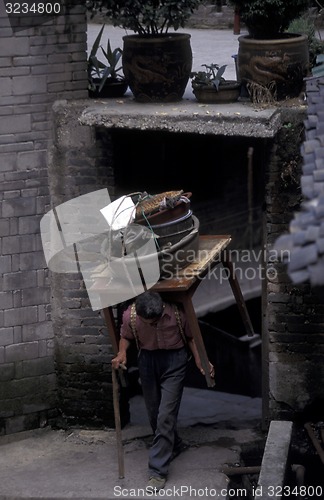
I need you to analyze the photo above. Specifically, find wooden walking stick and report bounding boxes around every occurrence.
[112,364,126,479]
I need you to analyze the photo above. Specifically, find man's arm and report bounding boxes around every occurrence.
[187,338,215,379]
[112,337,131,369]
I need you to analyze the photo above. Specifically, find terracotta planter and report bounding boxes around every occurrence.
[237,33,309,100]
[192,81,241,103]
[88,78,128,98]
[122,33,192,102]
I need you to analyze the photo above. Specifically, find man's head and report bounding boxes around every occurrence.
[135,291,164,321]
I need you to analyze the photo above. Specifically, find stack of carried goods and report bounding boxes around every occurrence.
[133,190,199,274]
[97,190,199,283]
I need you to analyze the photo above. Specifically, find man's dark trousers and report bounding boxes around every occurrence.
[138,347,188,478]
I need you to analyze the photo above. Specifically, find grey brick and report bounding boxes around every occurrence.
[21,188,38,198]
[22,286,50,306]
[0,77,12,97]
[0,181,25,193]
[5,342,38,363]
[32,121,52,132]
[19,234,38,252]
[36,269,47,287]
[19,251,45,270]
[3,271,37,291]
[4,306,38,327]
[0,134,15,146]
[0,292,13,310]
[48,53,72,64]
[0,378,37,400]
[13,290,22,308]
[0,114,31,135]
[72,52,86,62]
[0,57,11,67]
[0,311,3,328]
[21,357,54,377]
[0,38,30,57]
[0,220,10,236]
[0,347,4,363]
[1,67,30,78]
[19,215,41,234]
[0,255,12,272]
[22,321,53,342]
[30,34,63,45]
[2,197,36,218]
[0,328,14,347]
[2,236,19,255]
[13,56,47,66]
[48,82,65,93]
[0,106,13,116]
[32,112,50,122]
[1,95,30,106]
[4,190,21,199]
[0,363,15,381]
[30,94,53,104]
[47,72,72,84]
[13,326,22,344]
[31,63,65,75]
[14,104,48,115]
[17,150,47,171]
[13,76,47,96]
[4,169,31,181]
[0,152,17,172]
[36,195,50,214]
[10,218,18,236]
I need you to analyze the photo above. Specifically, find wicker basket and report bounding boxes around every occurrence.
[135,190,183,219]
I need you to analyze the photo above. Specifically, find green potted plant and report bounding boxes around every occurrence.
[88,24,128,98]
[190,63,241,103]
[228,0,310,100]
[86,0,203,102]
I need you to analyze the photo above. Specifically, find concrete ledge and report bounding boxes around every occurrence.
[79,96,283,138]
[255,420,293,499]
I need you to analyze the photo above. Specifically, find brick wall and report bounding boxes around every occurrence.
[264,108,324,422]
[0,2,88,434]
[49,109,117,428]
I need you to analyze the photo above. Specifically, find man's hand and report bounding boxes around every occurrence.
[112,352,127,370]
[187,338,215,379]
[195,359,215,379]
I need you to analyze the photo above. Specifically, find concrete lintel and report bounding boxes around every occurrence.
[78,97,287,138]
[256,420,293,500]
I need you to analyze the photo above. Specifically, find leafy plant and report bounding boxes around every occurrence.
[190,64,227,91]
[88,24,124,93]
[228,0,309,38]
[86,0,203,35]
[288,16,324,68]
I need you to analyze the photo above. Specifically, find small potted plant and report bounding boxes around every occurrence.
[86,0,203,102]
[228,0,310,100]
[88,24,128,98]
[190,63,240,103]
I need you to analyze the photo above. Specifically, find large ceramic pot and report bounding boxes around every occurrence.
[122,33,192,103]
[237,33,309,100]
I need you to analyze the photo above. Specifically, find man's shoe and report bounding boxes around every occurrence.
[147,476,166,491]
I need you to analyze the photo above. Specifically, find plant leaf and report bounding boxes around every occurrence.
[98,67,113,91]
[90,24,105,58]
